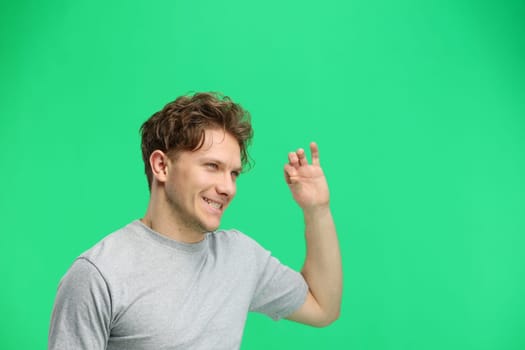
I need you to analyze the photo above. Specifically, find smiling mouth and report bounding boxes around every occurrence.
[203,196,223,210]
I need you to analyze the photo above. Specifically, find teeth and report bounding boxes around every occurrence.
[204,197,222,209]
[209,202,221,209]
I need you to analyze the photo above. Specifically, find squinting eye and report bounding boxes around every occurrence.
[206,163,218,170]
[231,171,240,179]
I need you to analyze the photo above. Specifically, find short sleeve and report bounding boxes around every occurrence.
[49,258,112,350]
[249,246,308,321]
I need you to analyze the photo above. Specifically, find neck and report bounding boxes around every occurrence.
[142,191,205,244]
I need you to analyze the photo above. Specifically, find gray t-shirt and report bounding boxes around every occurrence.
[49,221,308,350]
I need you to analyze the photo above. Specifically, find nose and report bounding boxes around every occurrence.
[216,173,236,199]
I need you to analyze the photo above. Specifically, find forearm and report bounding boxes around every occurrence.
[301,205,342,323]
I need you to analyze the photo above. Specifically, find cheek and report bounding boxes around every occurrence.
[190,176,215,197]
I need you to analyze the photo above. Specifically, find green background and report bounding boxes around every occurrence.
[1,0,524,349]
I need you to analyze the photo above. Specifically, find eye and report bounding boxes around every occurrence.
[205,163,219,170]
[231,171,240,179]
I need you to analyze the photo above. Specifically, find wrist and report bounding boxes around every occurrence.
[302,203,331,219]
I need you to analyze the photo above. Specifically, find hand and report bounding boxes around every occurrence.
[284,142,330,210]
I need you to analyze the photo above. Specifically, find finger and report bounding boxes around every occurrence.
[310,142,320,166]
[297,148,307,166]
[284,164,298,184]
[288,152,299,168]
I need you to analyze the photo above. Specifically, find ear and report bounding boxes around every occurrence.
[149,150,170,184]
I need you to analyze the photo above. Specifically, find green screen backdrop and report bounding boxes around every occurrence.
[1,0,524,349]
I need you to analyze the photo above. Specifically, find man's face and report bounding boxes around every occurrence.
[164,128,242,238]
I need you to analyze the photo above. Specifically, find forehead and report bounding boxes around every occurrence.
[189,129,241,165]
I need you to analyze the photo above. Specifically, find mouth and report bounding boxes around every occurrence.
[202,196,223,211]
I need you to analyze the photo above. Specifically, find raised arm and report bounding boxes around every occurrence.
[284,142,342,327]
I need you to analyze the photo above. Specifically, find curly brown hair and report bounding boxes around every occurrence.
[140,92,253,189]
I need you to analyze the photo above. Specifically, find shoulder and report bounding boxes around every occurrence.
[208,229,265,252]
[80,221,141,264]
[58,257,109,294]
[68,221,156,285]
[208,229,273,268]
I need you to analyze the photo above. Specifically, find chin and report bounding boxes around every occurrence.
[199,221,220,233]
[196,213,222,233]
[205,225,220,232]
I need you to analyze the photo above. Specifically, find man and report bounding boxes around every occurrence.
[49,92,342,349]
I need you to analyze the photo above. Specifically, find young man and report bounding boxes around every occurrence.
[49,92,342,349]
